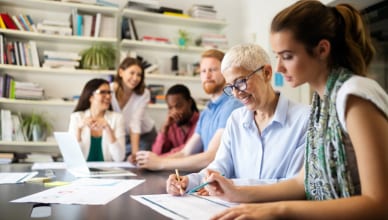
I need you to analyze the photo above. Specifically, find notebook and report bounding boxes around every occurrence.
[54,132,135,178]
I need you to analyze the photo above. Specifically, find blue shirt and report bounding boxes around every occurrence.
[195,93,243,151]
[187,93,310,190]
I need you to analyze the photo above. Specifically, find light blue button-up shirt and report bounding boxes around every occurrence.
[195,93,243,151]
[187,93,310,190]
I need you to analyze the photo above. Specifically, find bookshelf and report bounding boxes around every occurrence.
[122,8,227,28]
[0,0,227,152]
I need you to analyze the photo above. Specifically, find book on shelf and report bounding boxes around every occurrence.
[71,8,78,36]
[42,59,80,68]
[13,42,20,66]
[43,50,81,61]
[1,109,12,141]
[94,13,102,37]
[36,23,72,36]
[29,41,40,68]
[76,14,83,36]
[163,12,190,18]
[128,18,138,40]
[2,38,40,67]
[11,15,24,31]
[82,14,93,37]
[18,41,26,66]
[0,34,4,64]
[0,16,6,29]
[121,17,132,40]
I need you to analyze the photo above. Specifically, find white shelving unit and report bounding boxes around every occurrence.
[0,0,227,153]
[122,8,227,28]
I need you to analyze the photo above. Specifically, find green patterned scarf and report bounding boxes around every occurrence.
[305,68,357,200]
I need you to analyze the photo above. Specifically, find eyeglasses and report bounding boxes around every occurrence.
[223,66,264,96]
[94,89,113,95]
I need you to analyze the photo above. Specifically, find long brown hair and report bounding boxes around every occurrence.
[114,57,146,96]
[73,78,111,112]
[271,0,375,76]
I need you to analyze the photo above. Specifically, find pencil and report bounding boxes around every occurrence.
[175,169,184,195]
[187,173,225,194]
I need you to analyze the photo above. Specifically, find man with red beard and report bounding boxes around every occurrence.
[136,49,242,171]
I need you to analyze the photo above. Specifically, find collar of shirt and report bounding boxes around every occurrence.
[206,93,229,109]
[241,92,288,131]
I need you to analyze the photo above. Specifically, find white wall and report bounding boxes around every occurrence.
[239,0,310,104]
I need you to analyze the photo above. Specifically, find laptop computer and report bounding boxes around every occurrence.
[54,132,135,178]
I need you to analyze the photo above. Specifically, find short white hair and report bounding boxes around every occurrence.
[221,43,271,73]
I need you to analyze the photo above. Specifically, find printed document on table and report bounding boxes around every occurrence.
[31,161,136,170]
[131,194,238,220]
[0,172,38,184]
[12,178,145,205]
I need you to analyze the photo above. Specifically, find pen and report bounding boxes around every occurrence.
[188,173,225,194]
[175,169,184,195]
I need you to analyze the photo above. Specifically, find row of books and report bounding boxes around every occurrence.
[0,73,45,100]
[71,8,116,38]
[127,0,188,18]
[0,34,40,67]
[126,1,221,20]
[0,13,36,32]
[196,33,228,50]
[188,5,218,20]
[1,109,25,142]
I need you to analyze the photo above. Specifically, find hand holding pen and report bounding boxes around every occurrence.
[202,170,238,202]
[166,170,188,196]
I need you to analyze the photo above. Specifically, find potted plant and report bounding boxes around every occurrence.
[21,113,52,142]
[80,44,116,70]
[178,29,190,49]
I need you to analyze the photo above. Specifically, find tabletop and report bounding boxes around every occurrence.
[0,163,178,220]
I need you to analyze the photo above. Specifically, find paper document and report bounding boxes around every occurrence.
[131,194,238,220]
[0,172,38,184]
[31,161,136,170]
[12,178,145,205]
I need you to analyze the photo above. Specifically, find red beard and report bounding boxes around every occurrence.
[202,81,224,94]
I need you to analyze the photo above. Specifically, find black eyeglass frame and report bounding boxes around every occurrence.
[93,89,113,95]
[223,65,264,96]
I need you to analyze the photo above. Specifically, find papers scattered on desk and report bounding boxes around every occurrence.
[11,178,145,205]
[0,172,38,184]
[31,161,136,170]
[131,194,238,220]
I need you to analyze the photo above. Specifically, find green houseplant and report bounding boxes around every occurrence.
[22,113,52,142]
[80,44,116,70]
[178,29,190,49]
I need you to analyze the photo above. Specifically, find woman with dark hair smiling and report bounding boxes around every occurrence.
[68,78,125,162]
